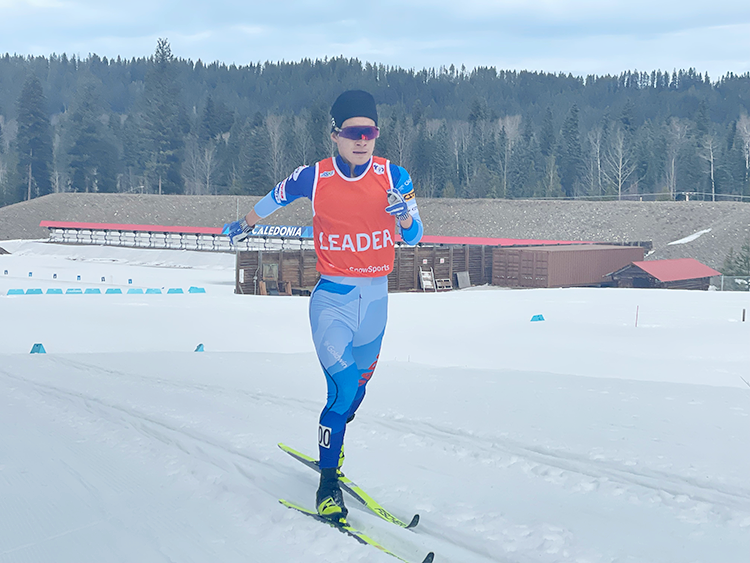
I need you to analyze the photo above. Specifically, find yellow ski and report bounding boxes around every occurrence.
[280,499,434,563]
[279,443,420,529]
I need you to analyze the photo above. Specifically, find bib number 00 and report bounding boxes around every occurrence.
[318,425,332,449]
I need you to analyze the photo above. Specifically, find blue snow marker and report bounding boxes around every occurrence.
[7,289,24,295]
[66,288,83,294]
[167,288,184,294]
[530,314,545,322]
[46,288,63,294]
[106,288,122,294]
[25,288,43,294]
[188,287,206,293]
[145,288,162,294]
[127,288,144,294]
[84,288,101,294]
[30,343,46,354]
[195,344,204,352]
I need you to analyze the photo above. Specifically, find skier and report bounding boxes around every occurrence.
[223,90,424,522]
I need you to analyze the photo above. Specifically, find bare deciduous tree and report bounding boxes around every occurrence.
[665,118,689,199]
[498,115,521,198]
[265,114,286,183]
[603,128,637,200]
[583,126,604,196]
[737,113,750,190]
[417,119,447,198]
[391,116,415,170]
[698,133,718,201]
[182,136,201,195]
[542,154,562,197]
[0,157,7,201]
[450,121,470,190]
[183,135,218,195]
[292,111,313,165]
[51,168,63,194]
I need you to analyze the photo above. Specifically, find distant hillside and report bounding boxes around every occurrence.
[0,193,747,271]
[2,50,749,207]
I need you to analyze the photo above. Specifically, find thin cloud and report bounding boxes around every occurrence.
[0,0,748,77]
[233,25,265,36]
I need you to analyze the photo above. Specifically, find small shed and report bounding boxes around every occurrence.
[492,244,645,288]
[608,258,721,290]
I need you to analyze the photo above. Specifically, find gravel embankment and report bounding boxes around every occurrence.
[0,193,748,270]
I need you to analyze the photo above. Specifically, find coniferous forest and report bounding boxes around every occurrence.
[1,39,749,208]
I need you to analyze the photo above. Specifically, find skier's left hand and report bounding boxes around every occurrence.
[385,189,409,220]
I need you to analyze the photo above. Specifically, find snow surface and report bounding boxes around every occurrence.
[668,229,712,246]
[1,240,749,563]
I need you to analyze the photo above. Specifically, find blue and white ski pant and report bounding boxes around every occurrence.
[309,275,388,469]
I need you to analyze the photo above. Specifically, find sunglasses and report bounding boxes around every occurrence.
[335,125,380,140]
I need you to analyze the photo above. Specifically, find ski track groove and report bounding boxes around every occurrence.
[49,356,323,418]
[0,363,490,563]
[3,378,362,562]
[0,368,291,488]
[5,356,747,562]
[368,414,750,525]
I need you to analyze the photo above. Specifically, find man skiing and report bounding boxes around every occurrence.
[223,90,423,522]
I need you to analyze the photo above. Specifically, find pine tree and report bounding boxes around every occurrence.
[214,115,243,194]
[411,99,424,127]
[465,163,500,199]
[620,99,636,136]
[507,119,539,198]
[722,241,750,277]
[198,96,233,145]
[558,104,583,197]
[16,74,53,200]
[432,122,454,197]
[141,39,184,194]
[539,108,555,159]
[199,96,219,144]
[0,118,8,205]
[238,113,272,195]
[66,79,119,193]
[308,103,332,163]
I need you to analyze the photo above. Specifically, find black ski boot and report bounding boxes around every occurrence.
[316,467,348,523]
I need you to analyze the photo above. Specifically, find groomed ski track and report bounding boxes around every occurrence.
[1,241,748,562]
[2,349,748,562]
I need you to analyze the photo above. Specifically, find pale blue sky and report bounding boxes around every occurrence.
[2,0,749,78]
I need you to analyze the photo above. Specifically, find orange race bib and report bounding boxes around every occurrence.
[312,157,396,277]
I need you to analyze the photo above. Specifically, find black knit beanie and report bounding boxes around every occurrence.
[330,90,378,130]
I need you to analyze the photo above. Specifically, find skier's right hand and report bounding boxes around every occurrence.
[222,217,254,245]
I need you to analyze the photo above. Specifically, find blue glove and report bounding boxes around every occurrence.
[385,189,409,221]
[222,217,254,245]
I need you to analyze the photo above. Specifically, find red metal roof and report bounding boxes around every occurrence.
[418,234,591,246]
[631,258,721,282]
